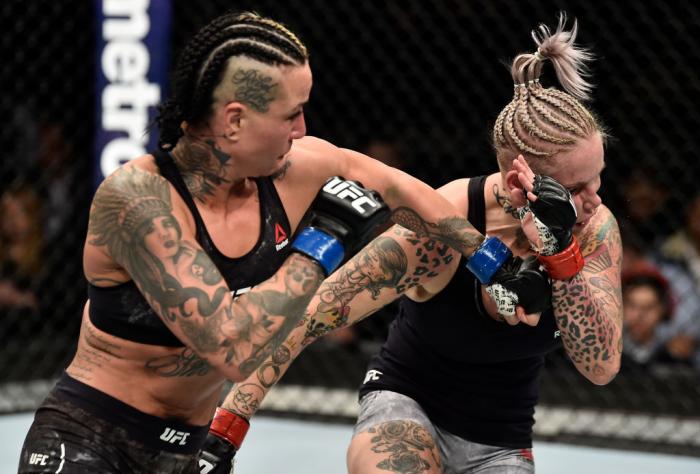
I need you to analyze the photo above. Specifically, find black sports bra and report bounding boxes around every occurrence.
[88,150,294,346]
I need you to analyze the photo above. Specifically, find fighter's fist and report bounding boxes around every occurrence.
[292,177,390,275]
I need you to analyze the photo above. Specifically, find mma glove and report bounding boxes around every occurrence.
[466,237,551,317]
[523,175,584,280]
[484,255,551,317]
[292,176,391,276]
[198,408,249,474]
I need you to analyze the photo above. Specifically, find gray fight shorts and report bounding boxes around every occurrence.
[354,390,535,474]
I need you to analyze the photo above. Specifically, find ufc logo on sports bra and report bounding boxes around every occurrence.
[323,177,380,214]
[160,427,191,445]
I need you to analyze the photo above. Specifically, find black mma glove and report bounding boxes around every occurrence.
[198,408,249,474]
[527,175,577,255]
[522,175,585,280]
[466,236,551,319]
[292,176,391,275]
[485,255,552,317]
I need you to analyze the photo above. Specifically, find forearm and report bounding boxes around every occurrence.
[376,170,486,257]
[222,320,308,418]
[222,225,457,416]
[212,253,325,380]
[551,222,623,386]
[552,276,622,384]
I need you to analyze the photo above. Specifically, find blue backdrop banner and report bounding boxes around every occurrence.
[94,0,171,186]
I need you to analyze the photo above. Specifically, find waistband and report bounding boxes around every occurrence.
[53,372,209,454]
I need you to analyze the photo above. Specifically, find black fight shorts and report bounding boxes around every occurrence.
[17,373,209,474]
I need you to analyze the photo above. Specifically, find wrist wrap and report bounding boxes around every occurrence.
[537,236,585,280]
[291,227,345,276]
[210,407,250,450]
[466,236,512,285]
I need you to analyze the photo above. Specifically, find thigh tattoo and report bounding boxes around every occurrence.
[368,420,441,474]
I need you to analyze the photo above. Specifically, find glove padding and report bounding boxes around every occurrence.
[199,432,236,474]
[527,175,577,256]
[304,176,391,256]
[486,255,552,318]
[199,407,249,474]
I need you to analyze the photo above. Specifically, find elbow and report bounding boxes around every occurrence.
[226,371,247,383]
[207,357,247,383]
[587,358,621,386]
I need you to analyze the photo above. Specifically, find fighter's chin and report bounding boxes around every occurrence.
[269,158,292,179]
[575,214,594,230]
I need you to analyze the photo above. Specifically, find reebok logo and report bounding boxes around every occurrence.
[160,427,191,445]
[275,223,289,251]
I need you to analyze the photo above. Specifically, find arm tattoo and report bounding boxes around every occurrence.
[390,207,484,257]
[88,167,323,377]
[229,383,265,417]
[224,228,455,419]
[306,230,453,341]
[552,213,623,376]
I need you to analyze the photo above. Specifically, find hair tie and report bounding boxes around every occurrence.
[534,50,546,61]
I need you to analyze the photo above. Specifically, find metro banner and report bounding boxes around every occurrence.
[94,0,171,186]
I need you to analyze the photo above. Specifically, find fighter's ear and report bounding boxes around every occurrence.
[505,169,527,208]
[223,102,245,139]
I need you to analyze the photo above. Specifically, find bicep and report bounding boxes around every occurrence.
[87,167,233,351]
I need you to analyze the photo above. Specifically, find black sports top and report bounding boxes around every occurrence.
[359,175,562,448]
[87,149,294,346]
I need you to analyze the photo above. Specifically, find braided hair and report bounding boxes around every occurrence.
[155,12,308,150]
[492,13,606,174]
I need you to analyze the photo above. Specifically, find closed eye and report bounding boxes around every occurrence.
[288,109,303,120]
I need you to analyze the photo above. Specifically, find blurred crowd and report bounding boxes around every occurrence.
[1,113,86,380]
[618,169,700,371]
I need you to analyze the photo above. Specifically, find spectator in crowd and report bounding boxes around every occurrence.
[35,120,78,244]
[621,226,700,369]
[0,183,44,313]
[654,192,700,367]
[658,192,700,288]
[621,267,677,367]
[618,168,674,247]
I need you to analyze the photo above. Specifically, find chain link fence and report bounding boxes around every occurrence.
[2,0,699,457]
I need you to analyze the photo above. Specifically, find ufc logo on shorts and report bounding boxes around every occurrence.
[363,369,383,384]
[323,177,379,214]
[160,427,191,445]
[29,453,49,466]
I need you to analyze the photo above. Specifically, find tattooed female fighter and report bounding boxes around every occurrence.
[18,11,542,474]
[201,14,622,474]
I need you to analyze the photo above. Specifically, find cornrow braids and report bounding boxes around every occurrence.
[493,12,602,171]
[155,12,308,150]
